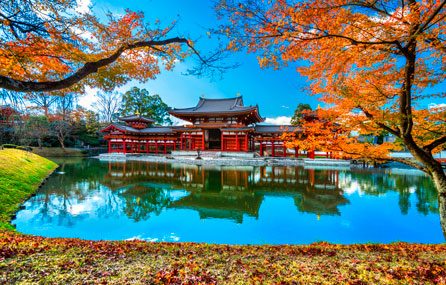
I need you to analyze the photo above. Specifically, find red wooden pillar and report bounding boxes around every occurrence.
[221,132,224,151]
[272,141,275,157]
[308,150,315,159]
[236,133,239,151]
[244,134,248,151]
[164,137,167,154]
[295,147,299,158]
[309,169,315,186]
[283,144,286,157]
[260,141,263,156]
[123,141,127,154]
[146,141,149,153]
[180,135,183,150]
[108,140,111,153]
[201,132,205,150]
[155,141,158,154]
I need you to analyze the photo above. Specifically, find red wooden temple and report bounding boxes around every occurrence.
[101,96,301,156]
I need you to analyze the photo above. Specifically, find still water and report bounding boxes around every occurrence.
[13,158,444,244]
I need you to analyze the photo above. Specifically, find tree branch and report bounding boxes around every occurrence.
[357,105,401,137]
[423,135,446,151]
[414,0,446,36]
[0,37,192,92]
[388,157,428,172]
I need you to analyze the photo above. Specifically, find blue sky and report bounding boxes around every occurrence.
[79,0,444,123]
[78,0,318,123]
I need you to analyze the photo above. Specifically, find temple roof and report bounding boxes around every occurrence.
[140,126,174,134]
[100,124,175,134]
[169,96,263,122]
[118,114,155,124]
[254,125,300,133]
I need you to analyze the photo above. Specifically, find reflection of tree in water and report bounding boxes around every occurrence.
[21,159,441,229]
[341,169,438,215]
[118,184,174,222]
[169,191,263,223]
[294,190,349,216]
[21,158,120,227]
[253,167,349,216]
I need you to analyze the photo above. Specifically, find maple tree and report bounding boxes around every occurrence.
[217,0,445,202]
[0,0,220,93]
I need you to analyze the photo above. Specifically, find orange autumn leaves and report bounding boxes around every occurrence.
[0,2,186,93]
[218,0,445,166]
[282,109,399,161]
[1,231,446,284]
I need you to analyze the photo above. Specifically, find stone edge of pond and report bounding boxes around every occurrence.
[96,153,354,168]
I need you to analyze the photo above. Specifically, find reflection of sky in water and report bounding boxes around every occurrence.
[12,158,444,244]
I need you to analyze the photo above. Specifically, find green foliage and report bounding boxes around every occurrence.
[85,111,101,135]
[70,108,103,147]
[16,146,32,151]
[1,144,18,149]
[17,115,50,147]
[0,149,57,230]
[120,87,172,125]
[291,103,312,125]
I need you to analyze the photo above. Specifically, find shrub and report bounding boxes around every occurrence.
[17,146,33,151]
[1,144,18,149]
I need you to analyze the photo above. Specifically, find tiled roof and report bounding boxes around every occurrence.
[118,114,155,123]
[222,127,255,132]
[254,125,299,133]
[101,124,174,134]
[169,96,259,115]
[140,126,174,134]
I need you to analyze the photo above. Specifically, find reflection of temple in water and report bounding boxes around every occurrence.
[102,162,349,223]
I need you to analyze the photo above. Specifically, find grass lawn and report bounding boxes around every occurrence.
[0,149,445,284]
[0,149,57,230]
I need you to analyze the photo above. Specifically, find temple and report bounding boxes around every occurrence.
[101,95,300,157]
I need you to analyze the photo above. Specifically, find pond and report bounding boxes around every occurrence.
[13,158,445,244]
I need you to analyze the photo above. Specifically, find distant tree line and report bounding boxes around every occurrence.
[0,87,171,148]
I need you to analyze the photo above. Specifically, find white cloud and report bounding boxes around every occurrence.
[76,0,91,14]
[170,116,191,126]
[428,103,446,110]
[78,86,99,109]
[264,116,292,125]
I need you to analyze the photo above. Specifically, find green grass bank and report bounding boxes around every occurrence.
[0,149,445,284]
[0,149,57,230]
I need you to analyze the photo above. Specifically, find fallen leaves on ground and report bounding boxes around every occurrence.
[1,232,445,284]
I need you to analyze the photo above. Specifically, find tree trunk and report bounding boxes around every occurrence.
[58,133,65,149]
[432,169,446,238]
[439,194,446,240]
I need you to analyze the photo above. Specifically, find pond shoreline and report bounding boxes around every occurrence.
[97,152,352,167]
